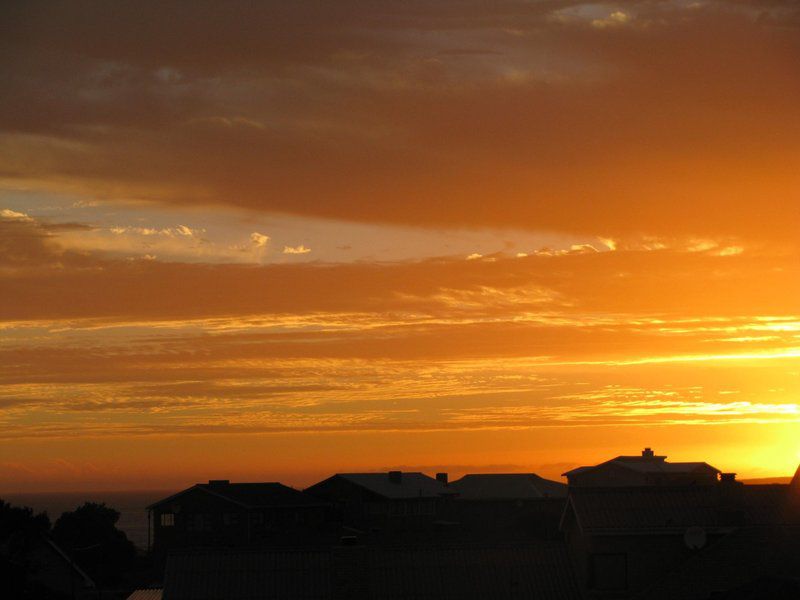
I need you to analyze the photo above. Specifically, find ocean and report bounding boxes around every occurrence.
[2,489,176,551]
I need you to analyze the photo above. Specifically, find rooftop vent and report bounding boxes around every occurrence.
[436,472,448,485]
[642,448,655,458]
[720,473,737,483]
[388,471,402,484]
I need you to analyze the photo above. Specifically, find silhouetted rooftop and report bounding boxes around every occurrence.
[163,542,581,600]
[563,453,719,478]
[148,482,326,510]
[449,474,567,500]
[316,472,454,499]
[126,589,163,600]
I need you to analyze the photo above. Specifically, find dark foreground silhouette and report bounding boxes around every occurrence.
[3,449,800,599]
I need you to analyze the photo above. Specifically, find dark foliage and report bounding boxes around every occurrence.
[0,499,51,539]
[52,502,136,585]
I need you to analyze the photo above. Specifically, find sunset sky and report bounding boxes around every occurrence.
[1,0,799,492]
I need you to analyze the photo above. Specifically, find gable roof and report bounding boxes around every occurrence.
[126,589,163,600]
[563,455,719,478]
[40,532,96,589]
[163,542,581,600]
[449,474,567,500]
[320,473,453,499]
[165,547,332,600]
[148,482,326,510]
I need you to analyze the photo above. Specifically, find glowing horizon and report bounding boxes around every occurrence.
[1,0,799,493]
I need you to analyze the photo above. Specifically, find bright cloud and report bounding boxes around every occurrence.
[251,232,270,248]
[283,244,311,254]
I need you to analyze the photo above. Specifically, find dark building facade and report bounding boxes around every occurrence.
[448,473,567,540]
[560,454,800,599]
[147,480,329,554]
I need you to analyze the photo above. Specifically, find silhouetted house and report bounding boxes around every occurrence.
[147,480,328,554]
[560,476,799,599]
[642,525,800,600]
[563,447,720,487]
[0,531,97,599]
[305,472,455,531]
[448,474,567,540]
[161,542,581,600]
[450,473,567,500]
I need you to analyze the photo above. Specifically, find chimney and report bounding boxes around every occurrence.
[388,471,402,484]
[436,472,448,485]
[642,448,655,458]
[208,479,230,487]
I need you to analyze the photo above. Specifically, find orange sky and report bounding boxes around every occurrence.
[1,0,799,492]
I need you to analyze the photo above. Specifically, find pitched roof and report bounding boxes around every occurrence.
[40,533,96,589]
[165,548,333,600]
[367,542,580,600]
[148,482,326,510]
[641,526,800,600]
[126,589,163,600]
[449,474,567,500]
[163,542,581,600]
[791,464,800,490]
[563,455,719,477]
[329,473,453,499]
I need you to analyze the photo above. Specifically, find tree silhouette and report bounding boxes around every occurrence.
[52,502,135,584]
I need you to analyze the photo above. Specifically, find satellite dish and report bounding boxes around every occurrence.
[684,526,707,550]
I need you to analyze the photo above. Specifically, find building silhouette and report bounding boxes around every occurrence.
[563,447,720,487]
[134,452,800,599]
[147,480,329,555]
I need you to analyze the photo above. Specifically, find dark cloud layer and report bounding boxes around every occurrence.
[2,1,799,238]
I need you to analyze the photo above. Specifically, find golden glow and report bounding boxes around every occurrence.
[1,0,799,491]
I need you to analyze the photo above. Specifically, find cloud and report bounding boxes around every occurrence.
[592,11,632,29]
[0,1,798,239]
[283,244,310,254]
[1,208,33,221]
[250,232,270,248]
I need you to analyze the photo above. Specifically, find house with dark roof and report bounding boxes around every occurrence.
[641,525,800,600]
[560,474,800,599]
[563,448,720,487]
[447,474,567,541]
[449,473,566,500]
[160,542,582,600]
[147,480,329,555]
[305,472,455,533]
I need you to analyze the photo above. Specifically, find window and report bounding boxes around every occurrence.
[589,553,627,591]
[160,513,175,527]
[187,513,212,532]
